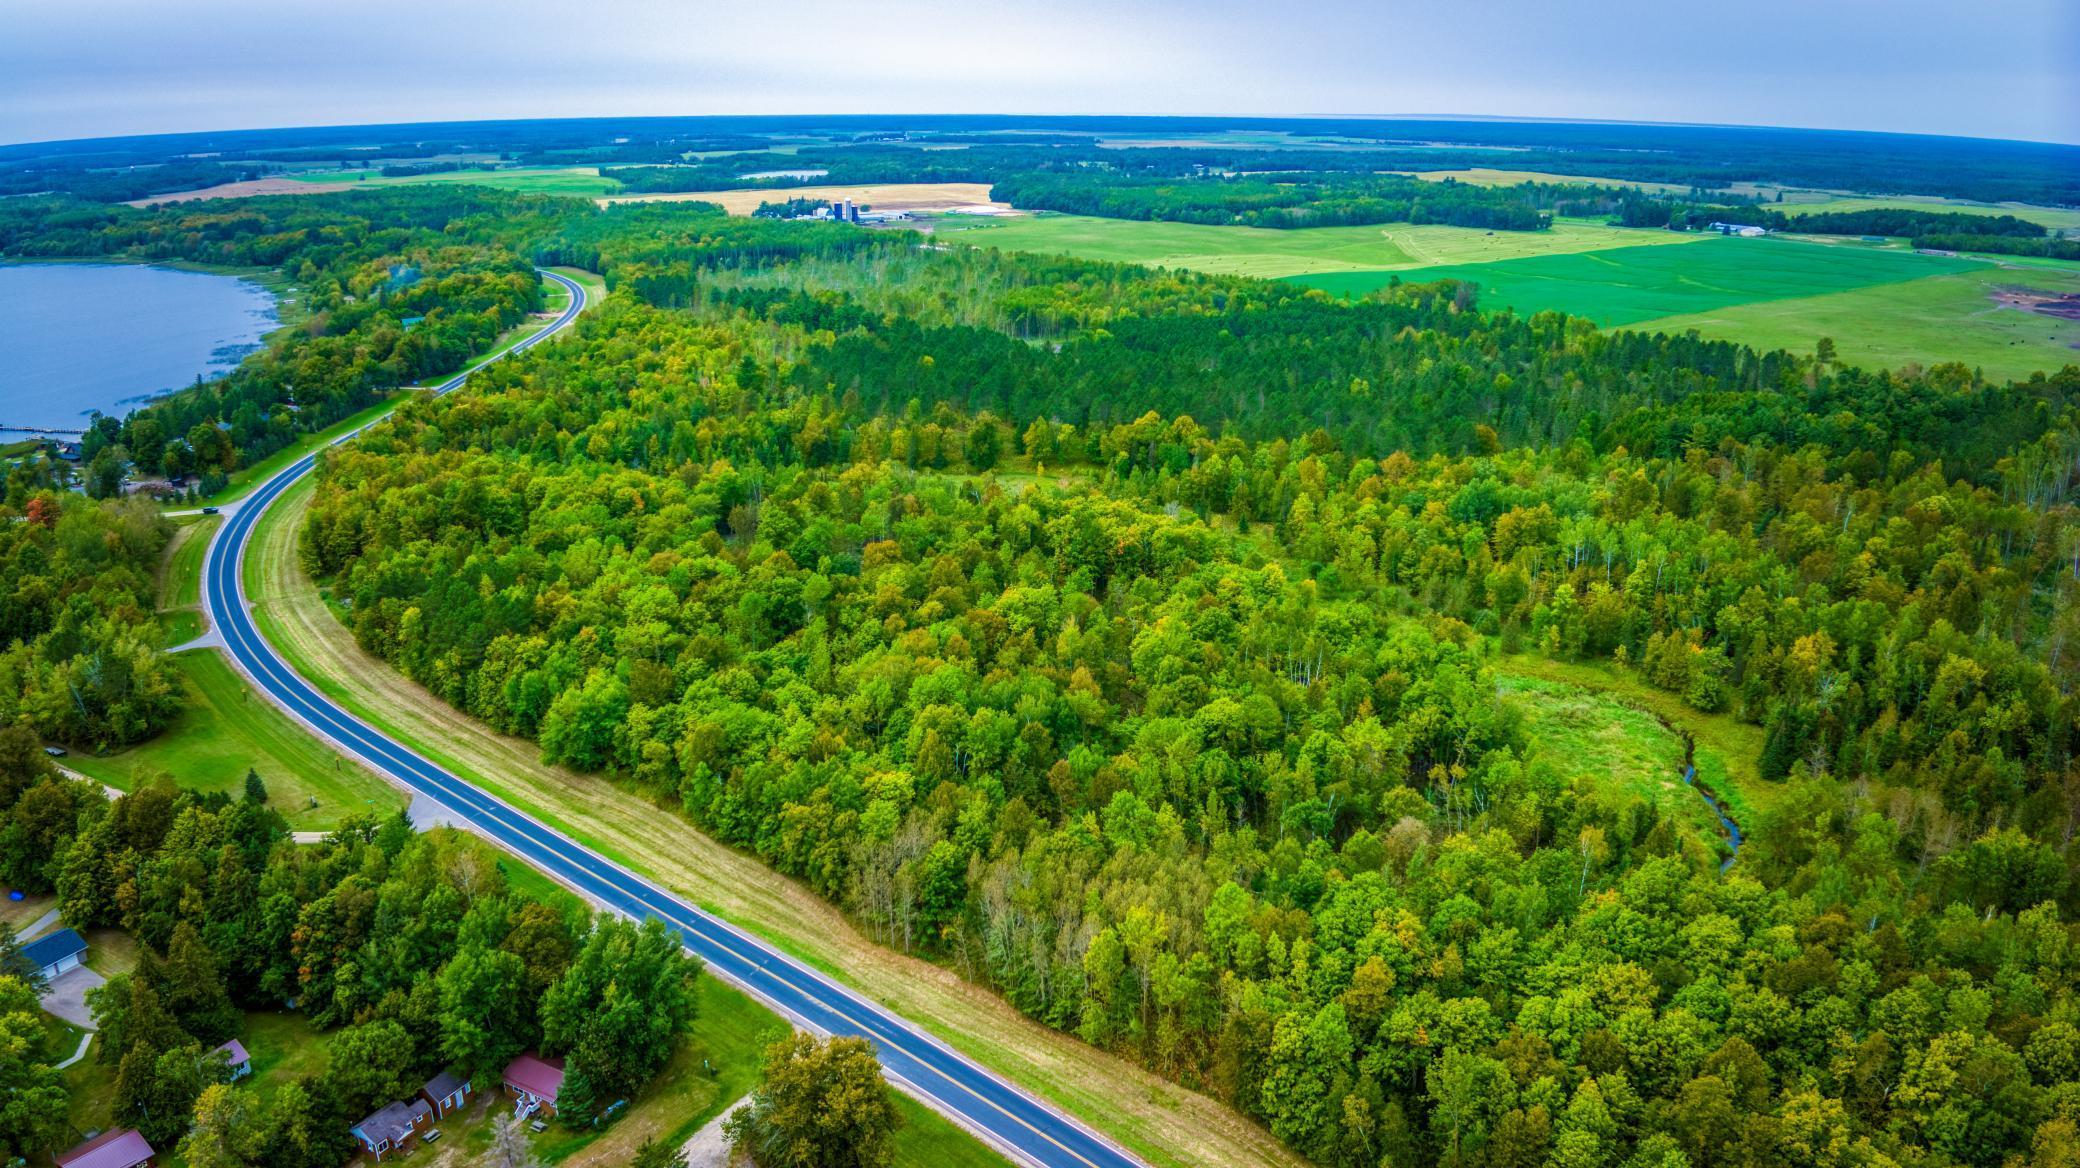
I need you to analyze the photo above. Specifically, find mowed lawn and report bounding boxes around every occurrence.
[1291,235,1981,324]
[60,649,404,829]
[939,213,1699,279]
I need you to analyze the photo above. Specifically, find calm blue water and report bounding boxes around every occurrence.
[0,263,277,431]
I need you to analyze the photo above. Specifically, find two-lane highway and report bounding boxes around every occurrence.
[200,269,1143,1168]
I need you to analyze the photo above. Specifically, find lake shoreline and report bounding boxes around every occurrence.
[0,258,289,433]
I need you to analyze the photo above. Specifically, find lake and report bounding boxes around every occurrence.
[0,262,277,432]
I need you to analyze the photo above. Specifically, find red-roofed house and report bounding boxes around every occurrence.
[502,1051,565,1116]
[55,1128,155,1168]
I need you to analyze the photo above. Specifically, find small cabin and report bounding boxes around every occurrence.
[421,1069,471,1117]
[349,1097,433,1160]
[209,1038,251,1081]
[502,1051,565,1117]
[55,1128,155,1168]
[23,927,86,981]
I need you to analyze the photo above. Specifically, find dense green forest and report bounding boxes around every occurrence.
[6,185,2080,1168]
[0,724,701,1161]
[0,486,178,748]
[266,201,2080,1168]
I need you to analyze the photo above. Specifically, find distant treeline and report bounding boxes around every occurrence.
[1617,197,2055,238]
[1914,233,2080,260]
[0,159,267,202]
[990,173,1555,230]
[10,116,2076,205]
[377,161,497,178]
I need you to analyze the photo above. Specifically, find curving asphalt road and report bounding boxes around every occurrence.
[199,269,1143,1168]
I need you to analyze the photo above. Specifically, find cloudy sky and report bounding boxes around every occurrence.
[5,0,2075,146]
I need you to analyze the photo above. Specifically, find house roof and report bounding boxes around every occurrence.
[423,1069,466,1100]
[503,1052,565,1101]
[22,927,85,969]
[55,1128,155,1168]
[352,1097,432,1145]
[213,1038,250,1066]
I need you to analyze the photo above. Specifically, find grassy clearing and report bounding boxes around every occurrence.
[159,515,217,611]
[937,213,1700,279]
[285,166,620,196]
[239,476,1299,1168]
[1635,261,2080,381]
[1496,654,1774,828]
[891,1092,1014,1168]
[1293,235,1978,324]
[59,649,404,830]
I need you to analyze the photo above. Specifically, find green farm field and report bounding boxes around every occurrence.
[286,165,620,196]
[1290,235,1980,324]
[937,213,1700,278]
[1637,261,2080,380]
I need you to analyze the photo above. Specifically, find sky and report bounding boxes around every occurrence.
[5,0,2076,146]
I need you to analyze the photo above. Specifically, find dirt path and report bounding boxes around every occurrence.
[245,478,1297,1168]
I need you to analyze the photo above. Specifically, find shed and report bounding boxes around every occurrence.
[23,927,86,981]
[210,1038,251,1080]
[502,1051,565,1115]
[422,1068,472,1117]
[55,1128,155,1168]
[350,1097,433,1160]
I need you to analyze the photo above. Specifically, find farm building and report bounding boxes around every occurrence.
[24,928,86,981]
[503,1051,565,1116]
[422,1069,471,1117]
[210,1038,251,1080]
[1706,221,1769,237]
[349,1097,434,1160]
[55,1128,155,1168]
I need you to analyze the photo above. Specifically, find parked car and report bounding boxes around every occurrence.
[42,746,65,758]
[201,506,220,515]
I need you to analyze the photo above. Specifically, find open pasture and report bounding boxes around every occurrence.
[1635,261,2080,380]
[1292,235,1979,324]
[939,213,1699,278]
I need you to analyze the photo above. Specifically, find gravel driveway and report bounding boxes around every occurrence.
[40,965,105,1029]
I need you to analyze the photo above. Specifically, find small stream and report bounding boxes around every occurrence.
[1682,762,1744,873]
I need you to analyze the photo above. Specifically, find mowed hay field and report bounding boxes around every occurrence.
[1291,235,2080,378]
[602,181,1002,214]
[1636,261,2080,380]
[939,213,1702,278]
[1293,236,1978,322]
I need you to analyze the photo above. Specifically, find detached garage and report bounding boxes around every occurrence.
[23,928,86,981]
